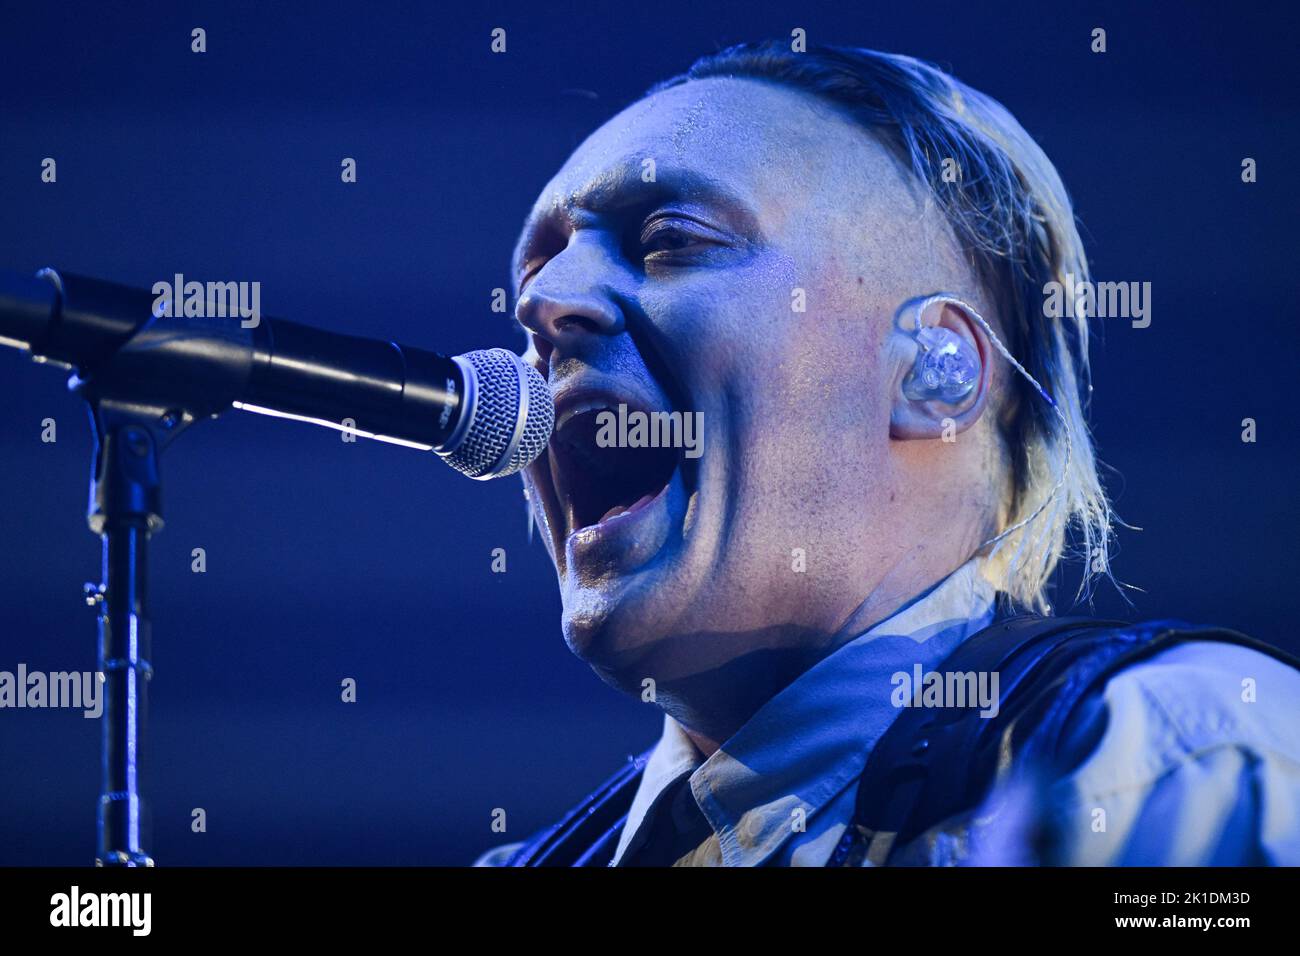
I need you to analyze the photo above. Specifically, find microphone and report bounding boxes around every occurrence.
[0,267,553,479]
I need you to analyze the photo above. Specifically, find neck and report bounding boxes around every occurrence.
[652,555,973,756]
[649,632,831,751]
[681,726,722,759]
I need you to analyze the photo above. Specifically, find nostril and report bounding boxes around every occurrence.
[553,314,603,336]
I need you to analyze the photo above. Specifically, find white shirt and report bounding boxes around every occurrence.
[479,560,1300,866]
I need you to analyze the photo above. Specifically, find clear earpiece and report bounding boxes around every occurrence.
[902,325,980,403]
[903,292,1074,556]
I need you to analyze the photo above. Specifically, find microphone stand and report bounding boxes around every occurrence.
[2,265,491,863]
[6,268,256,866]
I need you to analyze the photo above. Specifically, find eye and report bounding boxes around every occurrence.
[517,257,548,291]
[642,226,692,253]
[639,215,715,260]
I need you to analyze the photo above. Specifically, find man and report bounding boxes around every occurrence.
[478,41,1300,866]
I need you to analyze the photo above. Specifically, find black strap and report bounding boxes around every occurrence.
[506,615,1300,867]
[828,615,1300,866]
[505,749,652,867]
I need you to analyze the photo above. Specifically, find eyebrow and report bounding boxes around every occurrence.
[512,163,761,285]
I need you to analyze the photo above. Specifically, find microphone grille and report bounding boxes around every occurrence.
[439,348,553,479]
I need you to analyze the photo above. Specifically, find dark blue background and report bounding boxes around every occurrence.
[1,1,1296,865]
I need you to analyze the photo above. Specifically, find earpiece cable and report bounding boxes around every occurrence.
[912,294,1073,554]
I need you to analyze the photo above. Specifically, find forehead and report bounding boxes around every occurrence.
[515,77,927,268]
[550,77,861,187]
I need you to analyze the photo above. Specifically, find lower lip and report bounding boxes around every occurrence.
[564,468,682,574]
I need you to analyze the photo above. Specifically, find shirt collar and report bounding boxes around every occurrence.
[612,559,997,866]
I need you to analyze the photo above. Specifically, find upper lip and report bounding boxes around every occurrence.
[551,383,661,438]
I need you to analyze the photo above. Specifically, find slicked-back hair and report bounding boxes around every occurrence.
[650,40,1113,611]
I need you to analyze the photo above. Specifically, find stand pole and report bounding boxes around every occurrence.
[89,416,162,867]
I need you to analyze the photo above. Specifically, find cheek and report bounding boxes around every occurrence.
[638,251,799,384]
[637,253,892,486]
[729,278,896,524]
[763,274,893,439]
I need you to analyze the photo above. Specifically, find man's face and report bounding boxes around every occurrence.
[513,77,969,714]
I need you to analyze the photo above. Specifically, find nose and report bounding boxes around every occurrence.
[515,239,624,368]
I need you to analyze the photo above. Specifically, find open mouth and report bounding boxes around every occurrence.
[548,402,681,535]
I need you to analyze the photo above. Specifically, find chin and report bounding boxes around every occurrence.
[559,565,666,677]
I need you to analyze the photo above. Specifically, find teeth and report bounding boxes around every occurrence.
[596,490,658,528]
[554,399,618,435]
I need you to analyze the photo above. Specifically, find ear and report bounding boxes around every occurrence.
[889,299,994,440]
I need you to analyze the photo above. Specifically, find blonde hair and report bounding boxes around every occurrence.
[652,42,1114,610]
